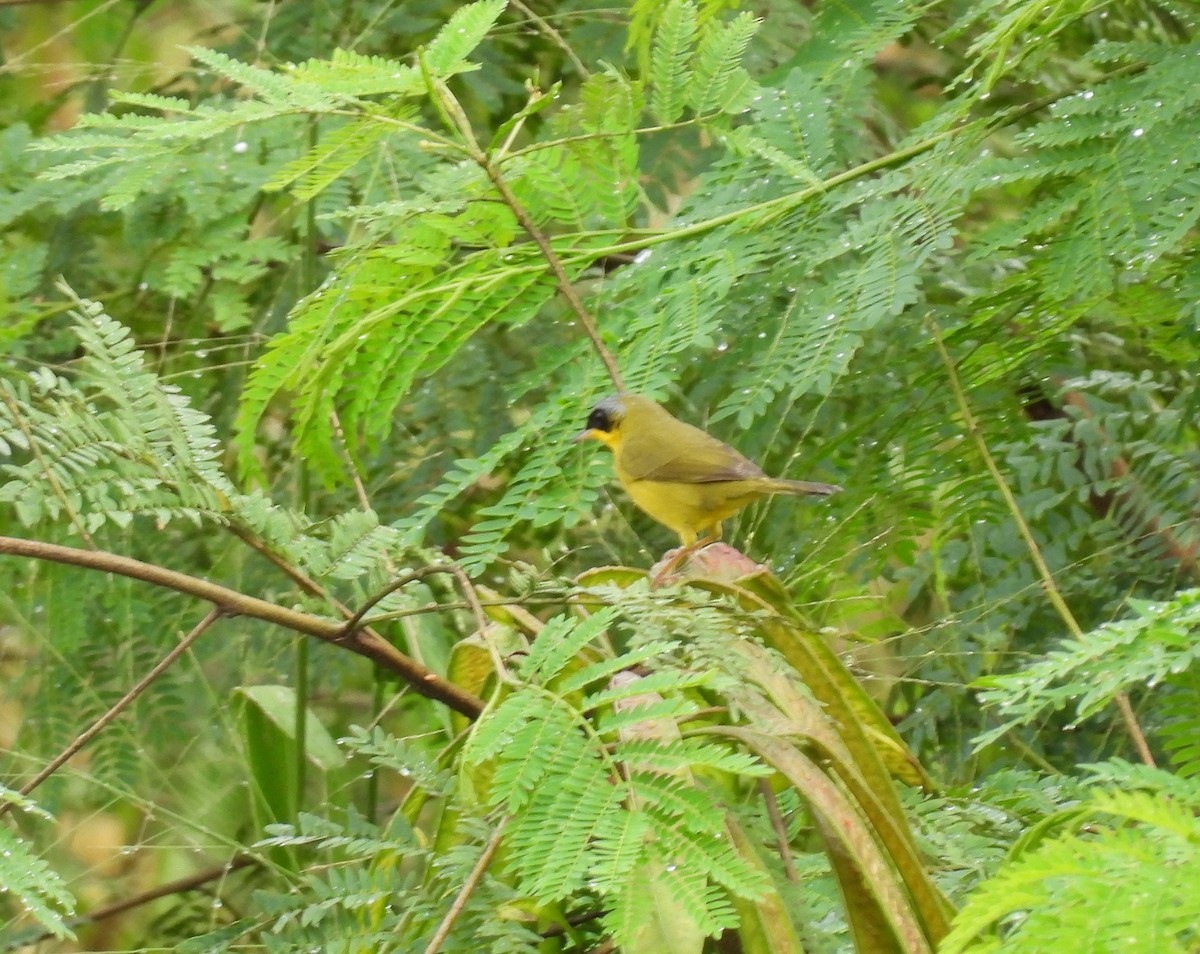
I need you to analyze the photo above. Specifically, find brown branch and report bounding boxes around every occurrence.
[0,608,222,816]
[20,855,258,946]
[421,817,509,954]
[0,536,484,719]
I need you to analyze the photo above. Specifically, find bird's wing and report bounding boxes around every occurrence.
[619,419,765,484]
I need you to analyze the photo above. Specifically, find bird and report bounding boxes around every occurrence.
[574,393,840,552]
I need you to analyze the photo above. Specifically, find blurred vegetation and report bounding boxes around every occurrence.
[1,0,1199,950]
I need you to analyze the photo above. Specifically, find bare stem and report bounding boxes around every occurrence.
[509,0,589,79]
[343,565,467,636]
[758,778,798,882]
[1,608,222,814]
[19,855,258,945]
[330,409,372,512]
[427,72,625,391]
[421,817,509,954]
[929,321,1156,768]
[446,563,489,635]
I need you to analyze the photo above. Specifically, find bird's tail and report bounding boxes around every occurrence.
[768,478,842,496]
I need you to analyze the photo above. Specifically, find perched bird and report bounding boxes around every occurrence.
[575,393,840,548]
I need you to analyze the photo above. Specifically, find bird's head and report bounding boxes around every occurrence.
[573,394,652,451]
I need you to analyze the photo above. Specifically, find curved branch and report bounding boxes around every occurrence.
[0,536,484,719]
[343,565,459,636]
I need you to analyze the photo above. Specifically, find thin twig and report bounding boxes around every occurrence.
[426,72,624,391]
[20,855,258,945]
[481,164,624,390]
[539,909,606,938]
[0,536,485,718]
[329,409,373,513]
[0,0,123,72]
[447,564,516,683]
[508,0,589,79]
[1,608,222,814]
[360,594,584,626]
[296,122,322,802]
[1005,730,1063,775]
[446,564,489,635]
[421,817,509,954]
[342,565,476,637]
[1111,692,1154,764]
[929,321,1157,768]
[482,62,1150,275]
[499,114,725,163]
[229,525,332,599]
[758,778,798,882]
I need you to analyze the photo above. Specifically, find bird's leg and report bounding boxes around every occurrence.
[650,527,721,588]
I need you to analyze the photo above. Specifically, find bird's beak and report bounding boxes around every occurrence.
[572,428,598,444]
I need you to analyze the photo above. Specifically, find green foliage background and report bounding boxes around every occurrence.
[1,0,1199,950]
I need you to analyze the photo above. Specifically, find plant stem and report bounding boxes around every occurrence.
[425,70,625,391]
[928,320,1156,768]
[509,0,589,79]
[759,778,798,882]
[421,817,509,954]
[19,855,258,946]
[0,608,222,814]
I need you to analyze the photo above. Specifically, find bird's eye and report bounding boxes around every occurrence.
[586,407,613,432]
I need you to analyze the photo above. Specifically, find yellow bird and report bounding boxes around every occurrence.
[575,393,840,547]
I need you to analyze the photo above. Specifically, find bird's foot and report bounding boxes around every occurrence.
[649,545,694,588]
[650,542,765,588]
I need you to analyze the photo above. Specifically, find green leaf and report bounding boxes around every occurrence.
[650,0,698,124]
[0,826,75,940]
[263,117,396,199]
[687,11,759,115]
[423,0,508,75]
